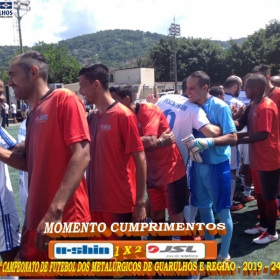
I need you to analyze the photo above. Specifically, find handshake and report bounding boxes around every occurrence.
[181,134,214,163]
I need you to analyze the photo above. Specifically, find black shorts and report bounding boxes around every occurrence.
[252,168,280,201]
[147,175,189,215]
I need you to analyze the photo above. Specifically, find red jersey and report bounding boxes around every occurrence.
[137,103,186,187]
[87,102,144,213]
[247,97,280,171]
[267,86,280,113]
[25,89,91,230]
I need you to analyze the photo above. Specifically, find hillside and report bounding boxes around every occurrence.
[0,29,244,69]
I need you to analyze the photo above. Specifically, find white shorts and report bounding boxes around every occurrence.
[239,144,250,165]
[230,145,240,170]
[0,210,21,253]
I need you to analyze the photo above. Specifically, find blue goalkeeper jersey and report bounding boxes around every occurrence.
[193,96,236,164]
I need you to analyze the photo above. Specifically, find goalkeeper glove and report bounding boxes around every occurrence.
[187,137,214,153]
[189,150,203,164]
[182,134,203,163]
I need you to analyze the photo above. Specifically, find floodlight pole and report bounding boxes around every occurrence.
[168,18,180,91]
[13,1,31,54]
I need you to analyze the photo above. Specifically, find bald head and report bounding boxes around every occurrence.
[271,76,280,87]
[224,75,242,97]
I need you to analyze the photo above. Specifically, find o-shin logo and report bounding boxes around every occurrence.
[0,2,13,18]
[146,243,206,259]
[53,242,114,260]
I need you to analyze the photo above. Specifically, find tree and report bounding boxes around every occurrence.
[149,37,226,84]
[33,42,82,84]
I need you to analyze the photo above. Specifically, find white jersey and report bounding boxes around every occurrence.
[238,90,251,106]
[224,93,244,108]
[225,92,247,133]
[18,120,28,224]
[0,127,18,215]
[156,94,210,165]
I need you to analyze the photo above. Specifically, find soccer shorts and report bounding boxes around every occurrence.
[239,144,249,165]
[230,145,240,170]
[190,160,231,213]
[0,210,20,253]
[90,211,136,240]
[147,175,189,216]
[251,168,280,201]
[20,226,89,261]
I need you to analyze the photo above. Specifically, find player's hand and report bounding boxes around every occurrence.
[187,138,215,153]
[160,129,174,146]
[35,209,62,251]
[189,150,203,163]
[146,93,159,104]
[132,204,146,223]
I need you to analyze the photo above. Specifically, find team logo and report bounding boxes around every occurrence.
[36,114,48,123]
[146,243,205,259]
[53,242,114,260]
[0,2,13,18]
[100,124,111,131]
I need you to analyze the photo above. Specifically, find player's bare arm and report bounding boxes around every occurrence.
[213,132,237,146]
[234,120,246,132]
[131,151,147,223]
[142,130,174,151]
[12,140,25,153]
[237,131,268,144]
[35,140,90,250]
[0,147,27,171]
[200,124,222,137]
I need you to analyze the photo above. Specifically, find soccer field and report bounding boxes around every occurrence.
[5,124,280,279]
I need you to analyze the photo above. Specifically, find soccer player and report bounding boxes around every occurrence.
[253,65,280,213]
[79,64,147,239]
[110,85,193,241]
[236,74,280,244]
[155,79,222,225]
[186,71,237,261]
[0,127,20,261]
[0,51,91,261]
[224,76,251,210]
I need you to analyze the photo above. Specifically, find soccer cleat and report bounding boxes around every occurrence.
[230,203,243,211]
[242,195,255,202]
[217,254,231,262]
[244,225,267,235]
[253,231,278,244]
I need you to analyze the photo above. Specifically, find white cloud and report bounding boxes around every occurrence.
[0,0,280,47]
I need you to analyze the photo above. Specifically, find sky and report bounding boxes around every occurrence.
[0,0,280,47]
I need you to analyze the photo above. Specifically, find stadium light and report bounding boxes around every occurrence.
[168,19,180,91]
[13,0,31,54]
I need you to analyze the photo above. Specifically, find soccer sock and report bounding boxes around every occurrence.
[265,198,278,235]
[183,205,191,223]
[217,209,233,258]
[244,186,251,198]
[199,208,215,240]
[240,174,245,186]
[180,218,194,240]
[189,204,198,223]
[256,194,268,228]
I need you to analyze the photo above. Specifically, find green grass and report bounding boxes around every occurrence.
[5,124,280,279]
